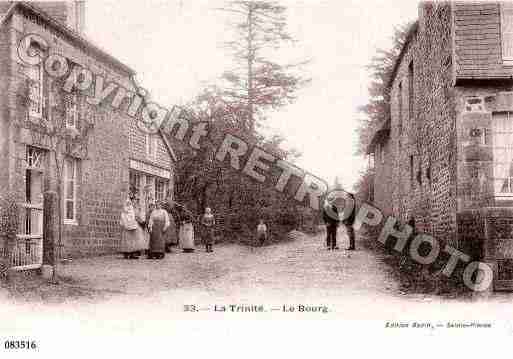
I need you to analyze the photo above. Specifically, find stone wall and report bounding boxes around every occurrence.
[383,2,457,245]
[0,24,11,195]
[372,139,392,216]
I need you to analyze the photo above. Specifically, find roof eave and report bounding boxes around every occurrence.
[1,1,135,76]
[386,21,419,89]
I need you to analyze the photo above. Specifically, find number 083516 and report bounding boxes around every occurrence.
[4,340,37,350]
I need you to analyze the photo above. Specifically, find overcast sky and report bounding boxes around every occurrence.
[85,0,419,190]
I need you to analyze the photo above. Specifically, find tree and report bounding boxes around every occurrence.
[353,22,413,203]
[355,22,413,156]
[168,86,304,243]
[219,0,310,132]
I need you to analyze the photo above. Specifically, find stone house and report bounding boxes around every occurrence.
[0,1,176,269]
[368,1,513,290]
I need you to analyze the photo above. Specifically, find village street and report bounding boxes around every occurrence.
[3,229,513,322]
[2,230,513,358]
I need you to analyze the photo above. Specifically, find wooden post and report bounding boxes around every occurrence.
[43,191,58,266]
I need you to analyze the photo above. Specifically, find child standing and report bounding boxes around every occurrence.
[257,219,268,246]
[201,207,216,253]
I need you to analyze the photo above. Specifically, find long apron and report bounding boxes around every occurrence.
[204,228,214,245]
[121,225,148,252]
[149,218,166,254]
[179,222,195,249]
[164,215,179,246]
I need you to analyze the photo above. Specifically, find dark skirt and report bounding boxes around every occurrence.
[203,227,214,245]
[164,216,179,245]
[150,218,166,254]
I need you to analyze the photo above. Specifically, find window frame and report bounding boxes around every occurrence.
[27,59,45,119]
[155,178,168,203]
[66,92,79,129]
[129,169,142,203]
[63,157,78,225]
[398,81,403,135]
[410,155,415,187]
[408,61,414,121]
[492,111,513,199]
[501,2,513,62]
[146,133,157,159]
[145,175,155,204]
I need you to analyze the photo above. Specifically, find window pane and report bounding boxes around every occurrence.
[493,112,513,196]
[66,94,78,127]
[65,159,73,179]
[503,7,513,32]
[503,5,513,58]
[65,201,74,220]
[66,180,74,199]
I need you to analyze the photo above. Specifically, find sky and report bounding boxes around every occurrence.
[85,0,419,190]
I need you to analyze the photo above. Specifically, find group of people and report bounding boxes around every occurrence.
[120,199,271,259]
[322,193,356,251]
[119,199,174,260]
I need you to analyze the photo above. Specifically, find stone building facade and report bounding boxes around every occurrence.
[0,1,176,266]
[369,1,513,290]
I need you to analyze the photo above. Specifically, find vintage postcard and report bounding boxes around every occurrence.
[0,0,512,357]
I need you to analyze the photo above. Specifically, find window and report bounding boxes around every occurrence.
[129,170,142,202]
[66,93,78,128]
[368,153,375,170]
[27,61,44,118]
[398,82,403,134]
[155,179,168,202]
[145,175,155,204]
[27,146,45,169]
[24,37,46,118]
[410,155,414,185]
[64,158,78,223]
[493,112,513,197]
[408,62,414,121]
[146,134,157,159]
[502,3,513,61]
[470,127,491,145]
[25,147,45,205]
[427,161,432,186]
[378,143,385,164]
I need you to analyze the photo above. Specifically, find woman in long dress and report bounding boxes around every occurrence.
[162,200,179,253]
[148,201,170,259]
[179,209,195,253]
[120,199,147,259]
[134,202,150,252]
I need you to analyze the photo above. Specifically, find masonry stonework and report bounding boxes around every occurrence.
[370,1,513,290]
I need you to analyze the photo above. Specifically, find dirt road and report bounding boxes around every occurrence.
[2,229,513,323]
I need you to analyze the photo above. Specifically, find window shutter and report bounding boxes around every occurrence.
[502,4,513,60]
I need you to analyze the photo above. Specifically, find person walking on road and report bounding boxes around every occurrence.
[322,198,339,250]
[343,192,356,251]
[256,219,268,246]
[200,207,216,253]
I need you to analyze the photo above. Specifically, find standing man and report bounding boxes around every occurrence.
[322,198,339,250]
[343,192,356,250]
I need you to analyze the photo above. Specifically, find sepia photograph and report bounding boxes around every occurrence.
[0,0,512,357]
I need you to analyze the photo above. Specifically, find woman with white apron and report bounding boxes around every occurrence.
[179,210,195,253]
